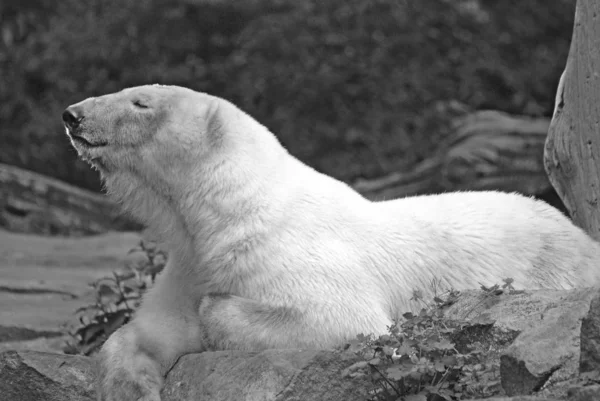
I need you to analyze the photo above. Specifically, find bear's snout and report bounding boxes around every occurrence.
[62,100,110,149]
[62,106,85,131]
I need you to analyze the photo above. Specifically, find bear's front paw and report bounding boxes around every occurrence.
[97,366,162,401]
[96,339,164,401]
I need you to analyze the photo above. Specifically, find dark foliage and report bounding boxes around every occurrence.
[0,0,575,191]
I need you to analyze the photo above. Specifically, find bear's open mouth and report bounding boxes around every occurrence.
[70,134,108,148]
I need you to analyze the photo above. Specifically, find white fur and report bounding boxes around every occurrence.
[64,85,600,400]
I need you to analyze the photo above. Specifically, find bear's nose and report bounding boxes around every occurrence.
[62,106,85,130]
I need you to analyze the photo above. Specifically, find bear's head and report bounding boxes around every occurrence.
[62,85,230,178]
[62,85,284,231]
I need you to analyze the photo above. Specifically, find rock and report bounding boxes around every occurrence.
[566,384,600,401]
[3,287,600,400]
[0,349,370,401]
[443,287,600,398]
[0,229,141,353]
[580,290,600,372]
[471,397,561,401]
[0,350,95,401]
[164,350,370,401]
[500,355,557,397]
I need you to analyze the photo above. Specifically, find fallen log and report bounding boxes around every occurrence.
[0,163,143,236]
[353,110,564,211]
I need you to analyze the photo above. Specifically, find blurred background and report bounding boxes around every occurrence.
[0,0,584,361]
[0,0,574,193]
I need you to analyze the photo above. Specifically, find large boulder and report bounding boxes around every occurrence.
[443,287,600,399]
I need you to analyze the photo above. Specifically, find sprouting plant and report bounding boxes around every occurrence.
[343,279,516,400]
[63,240,168,355]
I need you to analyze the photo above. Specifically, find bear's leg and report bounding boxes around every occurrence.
[96,267,204,401]
[196,294,344,350]
[96,280,347,400]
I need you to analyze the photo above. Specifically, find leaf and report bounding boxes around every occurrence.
[403,395,427,401]
[411,289,423,301]
[470,315,496,326]
[431,339,455,350]
[346,339,362,353]
[386,365,412,381]
[426,333,440,343]
[151,253,167,268]
[77,322,105,344]
[97,283,120,304]
[480,283,501,293]
[397,342,414,356]
[429,393,453,401]
[74,304,100,315]
[434,360,446,372]
[104,309,130,336]
[368,357,381,366]
[378,334,391,342]
[142,240,157,252]
[441,355,457,366]
[146,264,165,276]
[122,285,136,294]
[78,315,89,326]
[409,370,423,380]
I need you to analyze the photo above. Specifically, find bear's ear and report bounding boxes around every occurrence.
[205,98,227,147]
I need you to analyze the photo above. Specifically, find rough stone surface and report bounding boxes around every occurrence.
[443,288,599,397]
[0,349,372,401]
[500,355,557,396]
[0,349,577,401]
[565,384,600,401]
[163,349,370,401]
[0,350,96,401]
[4,286,600,400]
[580,290,600,373]
[471,395,560,401]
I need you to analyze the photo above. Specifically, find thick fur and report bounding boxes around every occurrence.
[63,85,600,401]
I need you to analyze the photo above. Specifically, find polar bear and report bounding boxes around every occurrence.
[62,85,600,401]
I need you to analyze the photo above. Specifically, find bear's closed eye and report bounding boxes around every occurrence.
[132,100,149,109]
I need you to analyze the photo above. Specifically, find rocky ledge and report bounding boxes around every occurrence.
[3,287,600,401]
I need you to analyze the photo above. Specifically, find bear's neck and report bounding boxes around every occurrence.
[113,124,303,272]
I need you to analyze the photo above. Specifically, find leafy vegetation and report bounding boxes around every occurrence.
[64,240,167,355]
[1,0,575,191]
[341,278,522,400]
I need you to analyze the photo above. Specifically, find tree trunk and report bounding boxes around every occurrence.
[544,0,600,241]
